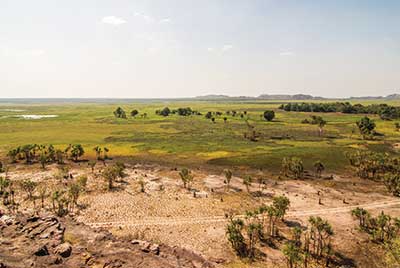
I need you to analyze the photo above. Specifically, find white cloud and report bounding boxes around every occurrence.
[222,45,233,52]
[279,51,294,56]
[101,16,127,26]
[207,47,215,52]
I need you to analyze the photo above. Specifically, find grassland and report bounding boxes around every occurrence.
[1,99,400,173]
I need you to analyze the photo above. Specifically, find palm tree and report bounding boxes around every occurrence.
[282,242,302,268]
[351,207,370,228]
[37,185,48,209]
[243,175,252,193]
[313,161,325,178]
[179,168,193,189]
[223,169,233,190]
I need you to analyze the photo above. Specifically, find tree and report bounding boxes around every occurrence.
[386,237,400,268]
[313,161,325,178]
[282,242,302,268]
[281,157,304,179]
[88,160,96,173]
[263,110,275,121]
[20,179,37,205]
[226,217,247,257]
[223,169,233,190]
[308,216,334,257]
[7,148,19,163]
[272,195,290,220]
[68,182,81,212]
[114,107,127,119]
[385,173,400,197]
[93,146,103,160]
[205,111,212,119]
[179,168,193,189]
[351,207,370,229]
[37,184,48,209]
[130,109,139,117]
[102,165,118,190]
[70,144,85,162]
[243,175,252,193]
[159,107,171,116]
[311,116,327,136]
[356,116,376,139]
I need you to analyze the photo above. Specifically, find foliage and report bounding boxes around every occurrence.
[282,242,302,268]
[313,161,325,178]
[156,107,171,116]
[263,110,275,121]
[242,175,252,193]
[356,116,376,139]
[179,168,193,189]
[281,157,304,179]
[280,102,400,119]
[114,107,127,119]
[223,169,233,189]
[130,109,139,117]
[70,144,85,161]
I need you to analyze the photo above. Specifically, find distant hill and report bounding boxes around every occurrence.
[195,93,399,101]
[257,94,324,100]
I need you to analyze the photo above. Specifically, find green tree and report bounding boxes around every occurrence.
[356,116,376,139]
[226,217,247,257]
[273,195,290,220]
[130,109,139,117]
[282,242,302,268]
[351,207,370,229]
[313,161,325,178]
[70,144,85,162]
[223,169,233,190]
[20,179,37,205]
[263,110,275,121]
[243,175,252,193]
[179,168,193,189]
[113,107,127,118]
[102,165,118,190]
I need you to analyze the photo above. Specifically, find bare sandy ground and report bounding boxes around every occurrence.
[6,163,400,267]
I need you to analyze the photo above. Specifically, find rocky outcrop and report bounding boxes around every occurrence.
[0,213,214,268]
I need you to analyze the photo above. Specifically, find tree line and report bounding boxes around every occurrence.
[280,102,400,120]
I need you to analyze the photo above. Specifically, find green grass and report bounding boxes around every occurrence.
[0,100,399,173]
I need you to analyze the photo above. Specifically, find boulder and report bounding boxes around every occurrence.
[55,242,72,258]
[33,245,49,256]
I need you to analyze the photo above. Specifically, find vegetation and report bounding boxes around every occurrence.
[113,107,127,119]
[356,116,376,139]
[263,110,275,121]
[280,102,400,119]
[179,168,193,189]
[281,157,304,179]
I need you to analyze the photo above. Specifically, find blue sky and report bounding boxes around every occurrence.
[0,0,399,98]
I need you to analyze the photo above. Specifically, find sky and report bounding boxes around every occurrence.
[0,0,399,98]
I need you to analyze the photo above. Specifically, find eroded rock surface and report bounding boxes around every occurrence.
[0,213,214,268]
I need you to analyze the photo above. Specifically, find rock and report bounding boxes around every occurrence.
[0,215,14,225]
[149,244,160,255]
[55,242,72,258]
[33,245,49,256]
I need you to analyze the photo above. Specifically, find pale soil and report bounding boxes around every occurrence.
[5,163,400,267]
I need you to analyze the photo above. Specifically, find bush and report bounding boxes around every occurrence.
[263,110,275,121]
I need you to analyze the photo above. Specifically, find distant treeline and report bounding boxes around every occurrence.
[279,102,400,120]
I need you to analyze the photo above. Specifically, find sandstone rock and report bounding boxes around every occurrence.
[33,244,49,256]
[55,242,72,258]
